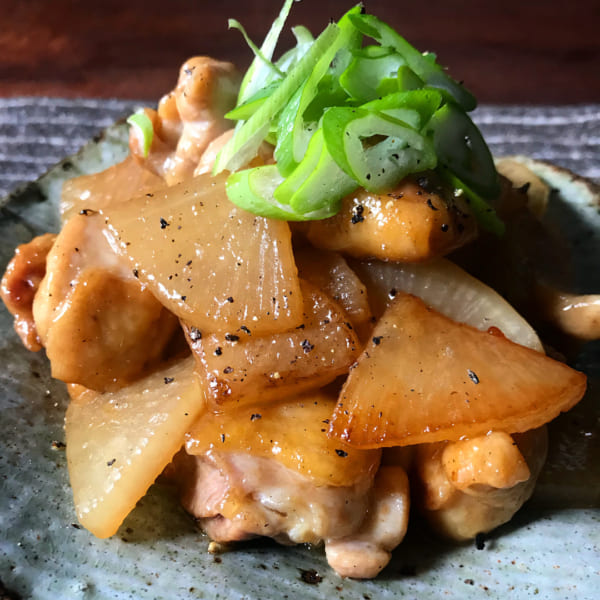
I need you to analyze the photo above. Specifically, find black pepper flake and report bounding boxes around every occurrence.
[301,339,314,353]
[160,217,170,229]
[220,433,226,443]
[223,366,233,374]
[464,579,475,586]
[467,369,480,384]
[71,523,82,529]
[107,458,116,466]
[251,413,262,421]
[146,192,154,197]
[335,449,348,457]
[226,296,234,303]
[189,327,202,342]
[427,198,439,211]
[164,377,174,384]
[214,347,223,356]
[389,288,397,299]
[133,269,139,278]
[181,295,187,301]
[372,336,383,345]
[225,333,240,342]
[186,260,192,266]
[351,204,365,224]
[240,325,251,335]
[51,440,66,450]
[441,223,449,232]
[79,208,96,216]
[475,532,486,550]
[299,569,322,585]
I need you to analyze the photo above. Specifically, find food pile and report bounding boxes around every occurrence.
[0,1,593,579]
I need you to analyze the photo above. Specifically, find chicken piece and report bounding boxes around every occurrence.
[130,57,239,185]
[495,158,550,218]
[1,233,56,351]
[414,427,548,541]
[32,212,178,391]
[175,451,374,547]
[300,174,477,262]
[325,466,410,579]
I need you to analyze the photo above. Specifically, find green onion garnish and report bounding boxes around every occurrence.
[126,111,154,158]
[217,1,502,233]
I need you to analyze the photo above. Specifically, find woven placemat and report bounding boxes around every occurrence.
[0,98,598,197]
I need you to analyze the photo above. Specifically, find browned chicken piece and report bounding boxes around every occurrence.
[325,466,410,579]
[130,57,239,185]
[300,175,477,262]
[175,451,374,547]
[1,233,56,351]
[184,281,360,410]
[60,156,164,222]
[32,212,179,391]
[414,428,548,541]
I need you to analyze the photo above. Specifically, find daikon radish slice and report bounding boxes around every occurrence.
[352,258,543,352]
[185,281,359,409]
[65,357,204,538]
[330,294,586,448]
[61,156,164,222]
[102,172,303,335]
[295,247,373,339]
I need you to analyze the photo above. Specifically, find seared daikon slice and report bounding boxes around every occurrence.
[103,172,303,335]
[185,281,359,408]
[296,247,373,339]
[66,357,203,538]
[300,177,476,262]
[330,293,586,448]
[186,392,380,487]
[352,258,543,352]
[61,156,164,222]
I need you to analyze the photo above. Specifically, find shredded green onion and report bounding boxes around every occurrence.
[126,111,154,158]
[219,1,502,231]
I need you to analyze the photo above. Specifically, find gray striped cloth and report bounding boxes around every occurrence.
[0,97,598,197]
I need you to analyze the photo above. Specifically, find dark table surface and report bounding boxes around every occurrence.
[2,0,599,104]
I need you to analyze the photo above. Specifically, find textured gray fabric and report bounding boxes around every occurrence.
[0,97,598,197]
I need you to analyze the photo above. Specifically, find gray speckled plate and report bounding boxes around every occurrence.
[1,128,599,600]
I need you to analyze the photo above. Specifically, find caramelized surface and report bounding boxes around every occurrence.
[186,392,380,487]
[302,177,476,262]
[330,293,586,448]
[185,281,359,409]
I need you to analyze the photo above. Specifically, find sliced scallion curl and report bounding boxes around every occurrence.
[237,0,294,104]
[225,81,281,121]
[349,13,477,112]
[340,45,407,102]
[441,168,505,237]
[427,102,500,199]
[362,89,443,127]
[214,23,341,175]
[396,65,424,92]
[275,25,315,72]
[126,111,154,158]
[226,163,341,221]
[323,107,437,192]
[274,128,357,214]
[274,5,362,176]
[228,19,284,80]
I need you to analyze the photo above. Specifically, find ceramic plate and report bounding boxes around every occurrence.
[1,125,599,599]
